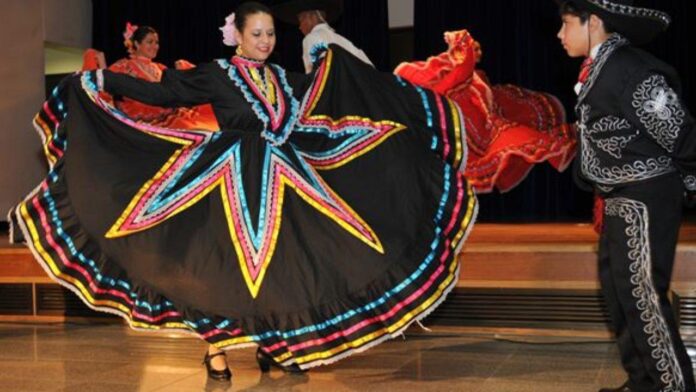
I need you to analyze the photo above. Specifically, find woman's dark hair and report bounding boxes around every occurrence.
[131,26,157,44]
[558,1,616,33]
[124,25,157,53]
[234,2,273,32]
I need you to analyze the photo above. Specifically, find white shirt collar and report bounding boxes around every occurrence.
[310,23,333,34]
[589,42,602,60]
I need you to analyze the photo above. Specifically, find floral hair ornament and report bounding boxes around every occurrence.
[220,12,239,46]
[123,22,139,53]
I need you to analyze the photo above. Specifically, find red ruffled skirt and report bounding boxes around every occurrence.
[395,30,576,193]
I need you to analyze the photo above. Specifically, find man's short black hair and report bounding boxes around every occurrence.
[559,1,591,23]
[558,1,616,33]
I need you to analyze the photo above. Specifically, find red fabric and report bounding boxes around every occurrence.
[578,57,593,84]
[394,30,577,193]
[174,59,196,70]
[82,51,218,131]
[82,49,105,71]
[593,194,605,234]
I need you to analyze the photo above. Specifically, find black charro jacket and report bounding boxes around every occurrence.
[573,34,696,195]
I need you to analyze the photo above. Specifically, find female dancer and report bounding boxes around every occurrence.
[83,23,217,131]
[12,2,476,381]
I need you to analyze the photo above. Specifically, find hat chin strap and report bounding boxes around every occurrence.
[585,19,592,58]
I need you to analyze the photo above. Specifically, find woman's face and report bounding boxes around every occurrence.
[235,12,276,61]
[134,32,159,59]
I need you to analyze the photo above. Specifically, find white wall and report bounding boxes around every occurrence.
[0,0,46,217]
[0,0,91,218]
[388,0,414,28]
[43,0,92,48]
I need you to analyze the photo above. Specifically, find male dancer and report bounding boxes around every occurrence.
[274,0,373,73]
[557,1,696,391]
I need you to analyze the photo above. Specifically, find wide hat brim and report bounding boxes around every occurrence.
[556,0,670,44]
[273,0,343,25]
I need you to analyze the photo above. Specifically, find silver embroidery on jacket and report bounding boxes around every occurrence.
[685,175,696,191]
[578,105,674,184]
[604,198,685,392]
[596,184,614,193]
[586,116,636,159]
[632,74,685,153]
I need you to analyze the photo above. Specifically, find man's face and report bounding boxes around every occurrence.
[557,14,589,58]
[298,11,317,36]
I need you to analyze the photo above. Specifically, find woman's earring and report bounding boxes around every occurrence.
[236,46,243,56]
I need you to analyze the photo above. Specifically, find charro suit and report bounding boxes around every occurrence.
[574,33,696,392]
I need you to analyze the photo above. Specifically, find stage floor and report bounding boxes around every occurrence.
[0,323,672,392]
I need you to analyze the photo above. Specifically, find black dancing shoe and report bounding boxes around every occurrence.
[256,347,306,374]
[599,381,631,392]
[203,350,232,381]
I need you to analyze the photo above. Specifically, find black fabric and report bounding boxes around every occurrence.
[13,45,475,368]
[598,174,695,392]
[104,62,289,131]
[573,35,696,192]
[97,50,461,315]
[616,53,696,191]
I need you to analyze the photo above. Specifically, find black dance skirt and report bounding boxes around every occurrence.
[11,46,477,369]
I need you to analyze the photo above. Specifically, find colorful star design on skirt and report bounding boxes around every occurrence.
[78,51,405,299]
[293,48,407,169]
[101,126,383,298]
